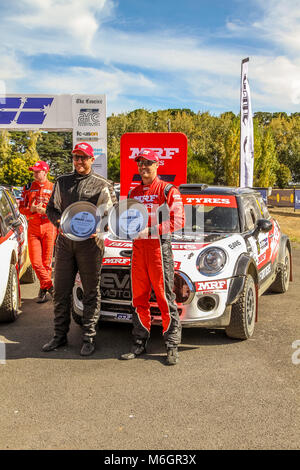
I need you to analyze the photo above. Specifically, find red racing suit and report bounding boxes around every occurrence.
[129,177,185,348]
[20,180,57,291]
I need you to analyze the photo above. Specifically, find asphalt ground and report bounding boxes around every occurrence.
[0,246,299,450]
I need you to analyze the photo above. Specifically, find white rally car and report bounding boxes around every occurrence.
[0,186,35,322]
[72,185,292,340]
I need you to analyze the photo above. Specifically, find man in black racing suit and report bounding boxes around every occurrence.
[42,142,117,356]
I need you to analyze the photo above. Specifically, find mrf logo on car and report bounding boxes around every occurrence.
[120,132,188,198]
[195,280,228,292]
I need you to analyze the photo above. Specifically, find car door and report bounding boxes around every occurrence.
[243,195,273,285]
[0,189,17,304]
[3,189,27,271]
[255,193,281,269]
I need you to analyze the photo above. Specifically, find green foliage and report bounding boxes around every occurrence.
[224,117,240,186]
[36,132,73,179]
[187,148,215,184]
[254,128,279,187]
[0,131,42,186]
[0,109,299,188]
[276,163,292,188]
[108,154,120,182]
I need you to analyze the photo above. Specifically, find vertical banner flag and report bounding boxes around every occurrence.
[240,58,254,187]
[120,132,188,198]
[72,95,107,178]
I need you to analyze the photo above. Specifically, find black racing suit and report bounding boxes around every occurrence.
[46,170,117,342]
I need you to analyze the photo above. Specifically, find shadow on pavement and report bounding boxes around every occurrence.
[0,296,236,362]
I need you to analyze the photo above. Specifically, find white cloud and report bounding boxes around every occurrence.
[251,0,300,54]
[5,0,114,54]
[22,65,157,113]
[227,0,300,56]
[1,0,300,113]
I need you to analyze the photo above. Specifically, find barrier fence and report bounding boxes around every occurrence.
[256,188,300,210]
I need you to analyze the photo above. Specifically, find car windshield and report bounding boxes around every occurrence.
[173,194,240,240]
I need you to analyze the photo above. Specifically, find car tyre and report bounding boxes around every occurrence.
[269,247,290,294]
[20,264,36,284]
[0,264,20,322]
[71,297,83,326]
[225,274,256,340]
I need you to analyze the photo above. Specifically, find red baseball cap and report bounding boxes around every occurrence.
[135,149,159,163]
[72,142,94,158]
[29,161,50,172]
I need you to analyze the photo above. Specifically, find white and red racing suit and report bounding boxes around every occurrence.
[129,177,185,348]
[19,180,57,291]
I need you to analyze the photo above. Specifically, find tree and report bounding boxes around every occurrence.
[107,155,120,182]
[36,131,72,179]
[0,131,42,186]
[254,128,279,187]
[224,117,240,186]
[276,163,292,188]
[254,112,274,126]
[269,115,300,182]
[187,148,214,184]
[0,131,12,182]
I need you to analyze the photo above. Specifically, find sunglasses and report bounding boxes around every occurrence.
[137,160,156,167]
[73,154,91,162]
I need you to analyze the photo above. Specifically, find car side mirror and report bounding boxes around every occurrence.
[256,219,273,234]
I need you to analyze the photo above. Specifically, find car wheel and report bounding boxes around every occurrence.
[20,264,36,284]
[269,247,290,294]
[0,264,20,322]
[71,296,83,326]
[225,274,256,340]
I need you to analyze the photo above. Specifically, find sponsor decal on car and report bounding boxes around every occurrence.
[104,240,133,248]
[260,237,268,250]
[181,195,237,208]
[257,252,267,267]
[270,221,281,263]
[102,257,131,266]
[171,243,208,250]
[228,240,242,250]
[116,313,132,321]
[195,279,228,292]
[259,262,272,281]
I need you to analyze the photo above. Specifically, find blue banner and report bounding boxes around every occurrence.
[295,190,300,210]
[256,189,268,204]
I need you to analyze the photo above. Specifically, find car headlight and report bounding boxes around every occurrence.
[197,247,227,275]
[173,272,195,305]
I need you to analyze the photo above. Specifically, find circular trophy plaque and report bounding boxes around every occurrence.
[60,201,100,241]
[108,199,148,240]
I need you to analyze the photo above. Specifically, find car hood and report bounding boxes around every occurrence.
[103,232,233,253]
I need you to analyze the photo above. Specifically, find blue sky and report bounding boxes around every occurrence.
[1,0,300,116]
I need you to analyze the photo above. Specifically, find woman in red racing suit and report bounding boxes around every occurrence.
[20,161,57,303]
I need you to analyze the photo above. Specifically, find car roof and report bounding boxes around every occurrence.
[179,184,261,197]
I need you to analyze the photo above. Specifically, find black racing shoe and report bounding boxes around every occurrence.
[42,336,67,352]
[165,347,179,366]
[36,288,48,303]
[120,339,147,360]
[80,339,96,356]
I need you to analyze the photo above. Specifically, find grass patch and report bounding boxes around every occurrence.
[269,207,300,246]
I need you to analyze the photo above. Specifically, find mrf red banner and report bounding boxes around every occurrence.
[120,132,187,198]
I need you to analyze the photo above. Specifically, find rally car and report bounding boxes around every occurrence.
[0,186,35,322]
[72,185,292,340]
